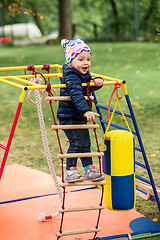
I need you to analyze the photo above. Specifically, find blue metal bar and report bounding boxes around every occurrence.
[0,186,95,205]
[135,174,151,185]
[94,230,160,240]
[135,161,146,169]
[96,103,132,118]
[135,146,142,152]
[125,91,160,212]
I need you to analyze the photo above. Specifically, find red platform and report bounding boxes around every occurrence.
[0,165,160,240]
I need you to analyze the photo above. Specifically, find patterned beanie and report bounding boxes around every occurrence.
[61,39,91,63]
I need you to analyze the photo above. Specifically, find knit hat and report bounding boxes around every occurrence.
[61,39,91,63]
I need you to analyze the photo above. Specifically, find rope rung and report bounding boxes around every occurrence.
[51,124,99,130]
[46,96,94,102]
[59,205,105,213]
[59,180,106,187]
[56,227,100,237]
[57,152,104,159]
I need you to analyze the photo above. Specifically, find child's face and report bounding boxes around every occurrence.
[69,51,91,74]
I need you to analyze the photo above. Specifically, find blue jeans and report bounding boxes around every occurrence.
[60,119,93,170]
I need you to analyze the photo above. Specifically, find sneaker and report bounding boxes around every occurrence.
[64,167,84,183]
[83,165,105,182]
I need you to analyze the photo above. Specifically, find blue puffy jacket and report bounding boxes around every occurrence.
[57,64,94,120]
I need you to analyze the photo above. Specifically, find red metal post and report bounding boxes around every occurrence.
[0,88,27,180]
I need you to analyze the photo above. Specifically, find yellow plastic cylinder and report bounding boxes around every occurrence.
[102,130,136,210]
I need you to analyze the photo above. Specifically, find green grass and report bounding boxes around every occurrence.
[0,42,160,239]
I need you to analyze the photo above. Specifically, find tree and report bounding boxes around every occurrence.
[142,0,157,28]
[109,0,120,40]
[22,0,45,35]
[1,0,45,34]
[1,0,160,41]
[58,0,72,39]
[1,0,33,17]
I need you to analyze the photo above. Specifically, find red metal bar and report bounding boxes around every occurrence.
[0,101,23,180]
[0,143,6,150]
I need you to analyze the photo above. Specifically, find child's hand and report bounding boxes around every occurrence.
[93,78,103,87]
[84,111,100,122]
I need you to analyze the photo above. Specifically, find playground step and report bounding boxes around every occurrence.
[56,227,101,237]
[57,152,104,159]
[59,180,106,187]
[136,189,151,201]
[59,205,105,213]
[46,95,94,102]
[51,124,99,130]
[136,180,160,199]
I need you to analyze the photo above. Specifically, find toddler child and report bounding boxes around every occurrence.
[57,39,105,183]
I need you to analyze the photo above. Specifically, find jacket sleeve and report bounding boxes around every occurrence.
[65,71,91,114]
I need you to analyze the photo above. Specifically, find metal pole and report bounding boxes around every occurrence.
[124,88,160,212]
[0,88,27,180]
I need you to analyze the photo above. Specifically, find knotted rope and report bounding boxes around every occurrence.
[86,81,96,109]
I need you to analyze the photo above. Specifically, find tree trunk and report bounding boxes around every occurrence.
[32,8,44,35]
[142,0,156,28]
[109,0,120,40]
[59,0,72,39]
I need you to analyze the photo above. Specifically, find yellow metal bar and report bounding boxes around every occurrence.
[0,63,125,90]
[0,64,123,82]
[0,76,38,87]
[0,64,63,72]
[0,78,24,89]
[26,80,119,90]
[27,84,66,90]
[2,73,62,79]
[2,73,123,83]
[122,82,128,95]
[56,66,62,73]
[103,80,118,85]
[2,73,119,83]
[1,75,119,87]
[0,66,28,71]
[9,76,39,86]
[19,88,27,103]
[1,76,119,90]
[91,72,123,83]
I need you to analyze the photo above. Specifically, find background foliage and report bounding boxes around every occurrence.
[1,0,160,41]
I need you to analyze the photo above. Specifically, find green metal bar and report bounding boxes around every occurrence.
[120,231,160,240]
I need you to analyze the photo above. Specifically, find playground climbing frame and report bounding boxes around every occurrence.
[0,64,160,239]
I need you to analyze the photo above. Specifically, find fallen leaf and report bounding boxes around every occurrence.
[150,154,157,158]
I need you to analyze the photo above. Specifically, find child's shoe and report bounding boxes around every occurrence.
[83,165,105,182]
[64,167,84,183]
